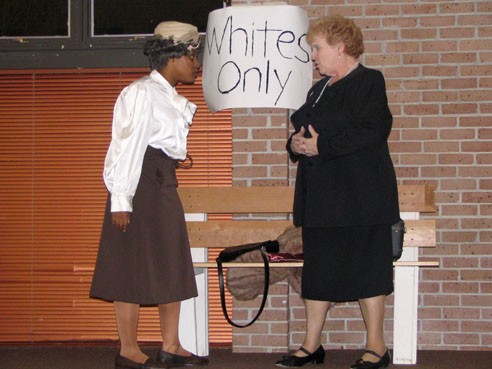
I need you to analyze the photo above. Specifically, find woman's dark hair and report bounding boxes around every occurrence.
[143,36,190,70]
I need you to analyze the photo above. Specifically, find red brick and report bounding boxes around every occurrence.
[382,17,418,28]
[417,333,442,345]
[417,306,441,318]
[444,307,481,320]
[421,320,460,332]
[364,54,400,66]
[419,15,456,27]
[401,28,437,39]
[401,3,437,14]
[442,103,478,114]
[233,140,267,152]
[423,141,460,153]
[252,153,287,165]
[329,332,365,344]
[251,333,289,347]
[403,104,440,115]
[388,141,422,153]
[441,231,478,243]
[441,78,478,89]
[419,282,440,294]
[460,90,492,102]
[233,153,248,165]
[444,334,480,345]
[252,128,288,140]
[232,115,267,127]
[440,29,476,39]
[458,14,492,26]
[438,154,474,165]
[480,180,492,191]
[232,128,249,139]
[422,91,458,102]
[478,129,492,139]
[399,154,437,165]
[461,218,492,229]
[423,294,460,306]
[326,5,363,17]
[421,166,458,178]
[461,64,492,76]
[403,79,439,90]
[422,269,460,281]
[364,4,399,16]
[441,204,478,216]
[233,166,267,178]
[460,271,492,283]
[439,2,476,13]
[461,320,492,333]
[421,116,457,127]
[402,129,437,140]
[422,41,458,53]
[251,179,290,187]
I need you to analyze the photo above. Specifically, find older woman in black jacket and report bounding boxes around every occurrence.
[276,15,400,369]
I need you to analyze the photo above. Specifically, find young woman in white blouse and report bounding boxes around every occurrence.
[90,21,208,369]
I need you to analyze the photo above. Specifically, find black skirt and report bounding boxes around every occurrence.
[301,224,394,302]
[90,147,198,305]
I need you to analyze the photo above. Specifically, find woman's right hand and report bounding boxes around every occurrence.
[112,211,131,232]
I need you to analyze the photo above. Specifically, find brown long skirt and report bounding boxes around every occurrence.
[90,147,198,305]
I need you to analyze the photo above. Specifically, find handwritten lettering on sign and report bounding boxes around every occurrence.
[202,5,312,112]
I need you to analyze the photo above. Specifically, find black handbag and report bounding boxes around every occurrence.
[216,240,279,328]
[392,219,406,261]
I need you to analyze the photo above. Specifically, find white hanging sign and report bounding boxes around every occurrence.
[202,5,312,112]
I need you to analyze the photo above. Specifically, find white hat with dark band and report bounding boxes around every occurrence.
[154,21,199,46]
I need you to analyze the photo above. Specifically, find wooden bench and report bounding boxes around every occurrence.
[179,184,437,365]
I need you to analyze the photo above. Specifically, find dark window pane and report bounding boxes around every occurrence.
[93,0,224,35]
[0,0,69,37]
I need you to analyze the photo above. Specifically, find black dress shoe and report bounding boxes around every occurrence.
[115,354,169,369]
[350,349,391,369]
[275,346,325,367]
[157,350,209,367]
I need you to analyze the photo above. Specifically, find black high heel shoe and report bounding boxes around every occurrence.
[275,345,325,367]
[350,349,391,369]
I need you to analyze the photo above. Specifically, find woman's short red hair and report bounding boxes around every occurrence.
[307,15,364,58]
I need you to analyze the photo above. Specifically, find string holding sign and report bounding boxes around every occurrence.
[202,5,312,112]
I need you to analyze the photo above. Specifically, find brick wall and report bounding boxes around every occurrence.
[230,0,492,352]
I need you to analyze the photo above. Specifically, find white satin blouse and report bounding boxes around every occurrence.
[103,70,197,212]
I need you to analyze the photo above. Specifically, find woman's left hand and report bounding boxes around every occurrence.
[112,211,131,232]
[302,125,319,157]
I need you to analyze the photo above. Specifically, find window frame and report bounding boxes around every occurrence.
[0,0,224,69]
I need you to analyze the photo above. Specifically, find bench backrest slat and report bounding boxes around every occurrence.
[178,185,435,214]
[187,219,435,248]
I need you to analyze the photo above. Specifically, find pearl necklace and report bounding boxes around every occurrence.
[313,61,359,107]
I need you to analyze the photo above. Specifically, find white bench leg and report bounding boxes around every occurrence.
[179,214,209,356]
[393,253,419,364]
[179,247,209,356]
[393,212,419,364]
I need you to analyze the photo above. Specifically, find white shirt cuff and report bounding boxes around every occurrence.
[110,193,133,212]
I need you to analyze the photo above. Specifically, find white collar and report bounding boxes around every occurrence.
[150,70,177,94]
[149,70,196,126]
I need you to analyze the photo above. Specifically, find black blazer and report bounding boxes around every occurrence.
[288,64,400,227]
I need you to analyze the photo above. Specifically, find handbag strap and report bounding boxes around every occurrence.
[216,250,270,328]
